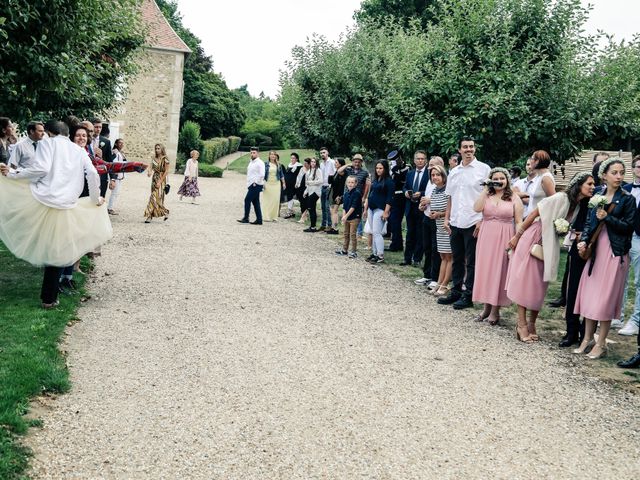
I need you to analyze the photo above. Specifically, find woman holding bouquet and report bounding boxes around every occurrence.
[573,159,635,359]
[506,171,591,343]
[558,173,596,347]
[472,167,524,325]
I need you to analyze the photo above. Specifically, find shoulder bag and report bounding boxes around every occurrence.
[578,203,615,261]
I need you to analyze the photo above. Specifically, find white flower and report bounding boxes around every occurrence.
[588,194,607,209]
[554,218,570,235]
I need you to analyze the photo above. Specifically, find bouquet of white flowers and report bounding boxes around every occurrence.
[588,194,607,209]
[553,218,570,236]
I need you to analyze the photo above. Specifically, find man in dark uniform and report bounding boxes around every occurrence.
[387,150,409,252]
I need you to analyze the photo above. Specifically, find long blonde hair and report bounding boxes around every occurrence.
[154,143,167,159]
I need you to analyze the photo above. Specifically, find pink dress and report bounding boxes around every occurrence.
[574,227,629,321]
[473,198,515,306]
[505,220,548,310]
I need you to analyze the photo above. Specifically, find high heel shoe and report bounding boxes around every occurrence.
[572,339,595,355]
[587,344,608,359]
[516,325,533,343]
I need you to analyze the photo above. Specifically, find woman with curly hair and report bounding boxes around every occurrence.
[472,167,524,325]
[144,143,170,223]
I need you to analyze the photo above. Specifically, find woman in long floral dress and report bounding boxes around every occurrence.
[144,143,170,223]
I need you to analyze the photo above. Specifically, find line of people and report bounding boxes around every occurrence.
[236,140,640,369]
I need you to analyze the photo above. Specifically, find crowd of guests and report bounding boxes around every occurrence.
[0,115,160,309]
[238,141,640,369]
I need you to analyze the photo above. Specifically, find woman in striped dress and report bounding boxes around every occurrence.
[428,165,452,296]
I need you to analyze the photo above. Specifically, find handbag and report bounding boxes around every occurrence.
[164,184,170,195]
[530,243,544,261]
[579,203,616,260]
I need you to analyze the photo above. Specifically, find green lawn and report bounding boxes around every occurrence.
[0,245,88,479]
[227,149,318,174]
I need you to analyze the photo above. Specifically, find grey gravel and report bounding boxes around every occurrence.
[26,171,640,479]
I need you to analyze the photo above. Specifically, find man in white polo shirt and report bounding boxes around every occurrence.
[438,136,491,310]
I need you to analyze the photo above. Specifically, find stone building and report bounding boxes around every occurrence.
[109,0,190,164]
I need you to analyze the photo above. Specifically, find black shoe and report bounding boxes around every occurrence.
[237,218,249,224]
[437,290,461,305]
[617,352,640,368]
[452,295,473,310]
[303,227,317,232]
[385,247,403,252]
[326,228,339,235]
[250,220,263,225]
[559,336,580,348]
[548,297,566,308]
[366,254,377,262]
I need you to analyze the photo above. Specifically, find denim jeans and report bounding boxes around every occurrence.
[321,185,331,227]
[619,234,640,326]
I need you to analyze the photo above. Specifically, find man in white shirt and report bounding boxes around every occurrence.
[319,147,336,231]
[438,136,491,310]
[9,121,45,169]
[238,146,265,225]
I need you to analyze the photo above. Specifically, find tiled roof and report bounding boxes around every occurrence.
[141,0,191,53]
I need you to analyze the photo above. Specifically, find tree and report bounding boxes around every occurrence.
[234,86,286,147]
[355,0,439,28]
[0,0,145,122]
[155,0,244,138]
[281,0,612,163]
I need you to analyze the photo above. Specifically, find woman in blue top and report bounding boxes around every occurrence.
[365,161,394,263]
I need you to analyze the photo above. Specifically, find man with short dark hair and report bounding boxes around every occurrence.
[319,147,335,231]
[387,150,409,252]
[400,150,429,266]
[448,153,460,170]
[238,147,265,225]
[91,118,114,197]
[10,121,45,169]
[438,136,490,310]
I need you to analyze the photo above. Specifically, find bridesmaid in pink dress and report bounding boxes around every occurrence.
[472,168,524,325]
[574,158,635,360]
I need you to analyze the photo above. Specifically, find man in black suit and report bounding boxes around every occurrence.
[91,118,114,197]
[400,150,429,266]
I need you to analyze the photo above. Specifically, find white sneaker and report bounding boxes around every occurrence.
[611,319,624,328]
[414,277,429,285]
[427,281,439,290]
[618,321,640,336]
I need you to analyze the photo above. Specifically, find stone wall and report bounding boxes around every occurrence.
[109,48,185,168]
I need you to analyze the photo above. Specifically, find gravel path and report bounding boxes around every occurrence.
[26,171,640,479]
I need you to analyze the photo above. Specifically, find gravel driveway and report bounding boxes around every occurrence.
[26,171,640,479]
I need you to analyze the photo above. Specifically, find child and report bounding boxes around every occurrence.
[335,176,362,259]
[178,150,201,203]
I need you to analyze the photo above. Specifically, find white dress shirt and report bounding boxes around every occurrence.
[423,179,436,217]
[320,158,335,187]
[246,158,266,187]
[10,137,39,169]
[445,158,491,228]
[8,136,100,208]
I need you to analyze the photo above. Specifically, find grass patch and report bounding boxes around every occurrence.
[0,244,89,479]
[227,149,318,174]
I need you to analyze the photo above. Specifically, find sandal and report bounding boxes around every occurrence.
[433,285,450,297]
[487,316,500,326]
[473,313,488,322]
[516,324,534,343]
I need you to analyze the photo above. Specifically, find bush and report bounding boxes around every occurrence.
[199,164,223,177]
[174,151,187,174]
[202,138,231,163]
[228,136,241,153]
[178,121,204,155]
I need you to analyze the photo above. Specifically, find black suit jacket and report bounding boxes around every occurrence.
[403,168,430,214]
[97,136,114,196]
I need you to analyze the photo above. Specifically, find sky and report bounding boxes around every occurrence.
[176,0,639,99]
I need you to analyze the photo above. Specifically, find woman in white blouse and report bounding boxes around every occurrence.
[302,157,323,232]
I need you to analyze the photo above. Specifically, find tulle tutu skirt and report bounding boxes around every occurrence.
[0,176,112,267]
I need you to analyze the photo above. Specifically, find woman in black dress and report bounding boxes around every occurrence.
[283,152,303,219]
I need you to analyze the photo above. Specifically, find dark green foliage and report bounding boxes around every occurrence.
[0,0,145,123]
[198,164,223,177]
[355,0,439,28]
[178,121,204,156]
[281,0,639,164]
[155,0,244,137]
[235,86,286,148]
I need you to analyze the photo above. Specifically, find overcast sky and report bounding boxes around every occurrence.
[176,0,638,98]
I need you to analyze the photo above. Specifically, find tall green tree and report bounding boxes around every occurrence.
[155,0,244,138]
[0,0,145,122]
[281,0,612,163]
[355,0,439,28]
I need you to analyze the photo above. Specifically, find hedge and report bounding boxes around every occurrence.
[199,164,223,178]
[228,136,241,153]
[202,138,229,163]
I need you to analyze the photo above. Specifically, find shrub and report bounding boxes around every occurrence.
[174,151,187,174]
[228,136,241,153]
[178,121,204,155]
[202,137,231,163]
[199,164,223,178]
